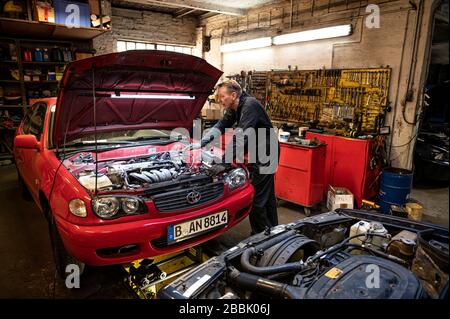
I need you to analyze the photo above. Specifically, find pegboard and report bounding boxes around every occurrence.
[265,67,391,135]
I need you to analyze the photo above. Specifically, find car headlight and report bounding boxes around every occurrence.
[122,197,140,214]
[69,198,87,217]
[93,197,120,218]
[92,196,146,219]
[225,168,247,192]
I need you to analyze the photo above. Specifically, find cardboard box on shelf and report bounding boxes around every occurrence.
[201,103,223,120]
[75,51,94,60]
[327,186,354,211]
[35,1,55,23]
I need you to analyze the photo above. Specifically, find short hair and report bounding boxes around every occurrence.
[217,79,242,97]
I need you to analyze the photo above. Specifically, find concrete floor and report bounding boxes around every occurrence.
[0,164,448,298]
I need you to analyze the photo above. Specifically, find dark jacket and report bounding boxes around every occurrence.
[203,92,278,170]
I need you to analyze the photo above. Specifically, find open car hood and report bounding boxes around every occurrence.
[53,50,222,148]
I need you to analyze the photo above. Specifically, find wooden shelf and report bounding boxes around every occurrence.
[24,81,59,84]
[0,104,26,109]
[0,80,20,83]
[0,18,109,40]
[0,60,18,64]
[0,105,28,108]
[22,61,68,66]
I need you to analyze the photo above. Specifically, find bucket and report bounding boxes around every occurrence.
[406,203,423,221]
[378,167,413,213]
[279,132,290,143]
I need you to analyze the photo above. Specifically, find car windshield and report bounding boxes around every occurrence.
[64,129,173,146]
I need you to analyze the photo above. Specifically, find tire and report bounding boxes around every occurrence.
[17,172,32,201]
[48,214,85,279]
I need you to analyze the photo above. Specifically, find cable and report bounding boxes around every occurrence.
[388,131,418,148]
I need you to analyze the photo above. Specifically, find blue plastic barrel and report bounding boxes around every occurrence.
[378,167,413,213]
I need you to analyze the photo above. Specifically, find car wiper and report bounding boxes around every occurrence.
[63,140,136,147]
[129,136,172,142]
[128,136,177,145]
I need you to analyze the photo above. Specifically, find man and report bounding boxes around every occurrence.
[201,80,279,235]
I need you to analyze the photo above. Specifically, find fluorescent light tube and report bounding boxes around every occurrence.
[273,24,352,45]
[220,37,272,53]
[111,94,195,100]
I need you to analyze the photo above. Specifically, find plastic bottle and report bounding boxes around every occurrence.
[34,48,43,62]
[349,221,389,251]
[43,48,50,62]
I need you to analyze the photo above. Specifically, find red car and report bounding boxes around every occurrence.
[13,51,254,276]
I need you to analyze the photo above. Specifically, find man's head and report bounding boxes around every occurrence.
[216,80,242,111]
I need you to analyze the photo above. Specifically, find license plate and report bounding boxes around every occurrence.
[167,211,228,244]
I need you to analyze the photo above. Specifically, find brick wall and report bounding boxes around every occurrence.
[93,3,198,54]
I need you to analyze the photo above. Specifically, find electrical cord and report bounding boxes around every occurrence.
[389,131,419,148]
[307,232,391,263]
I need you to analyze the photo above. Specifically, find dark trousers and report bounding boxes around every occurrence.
[249,169,278,235]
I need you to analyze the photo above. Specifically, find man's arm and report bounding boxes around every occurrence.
[201,109,236,147]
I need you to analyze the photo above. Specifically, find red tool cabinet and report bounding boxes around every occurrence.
[275,142,326,216]
[305,132,381,207]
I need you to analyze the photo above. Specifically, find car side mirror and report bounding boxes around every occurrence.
[14,135,41,150]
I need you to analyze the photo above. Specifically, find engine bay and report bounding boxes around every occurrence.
[63,149,229,194]
[157,210,449,299]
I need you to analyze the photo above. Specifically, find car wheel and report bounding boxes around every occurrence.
[17,172,32,201]
[48,214,85,279]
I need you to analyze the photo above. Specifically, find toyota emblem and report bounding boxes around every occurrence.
[186,190,201,204]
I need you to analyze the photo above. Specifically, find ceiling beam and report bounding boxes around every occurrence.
[174,8,197,18]
[129,0,245,16]
[199,11,219,19]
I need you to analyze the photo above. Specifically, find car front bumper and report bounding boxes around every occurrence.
[55,185,254,266]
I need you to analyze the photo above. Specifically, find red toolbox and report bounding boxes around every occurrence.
[305,132,382,208]
[275,142,326,216]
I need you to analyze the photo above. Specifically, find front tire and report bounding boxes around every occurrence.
[48,214,85,279]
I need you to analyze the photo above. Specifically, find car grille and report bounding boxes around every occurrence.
[152,182,224,212]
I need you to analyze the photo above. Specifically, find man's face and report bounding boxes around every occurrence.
[217,87,237,110]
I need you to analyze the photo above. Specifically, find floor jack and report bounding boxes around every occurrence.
[122,245,211,299]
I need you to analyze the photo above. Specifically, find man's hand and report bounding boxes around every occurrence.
[183,143,201,151]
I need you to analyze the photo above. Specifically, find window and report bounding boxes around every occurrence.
[117,40,193,55]
[28,102,47,141]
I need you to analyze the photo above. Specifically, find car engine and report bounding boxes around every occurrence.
[64,150,229,193]
[158,211,449,299]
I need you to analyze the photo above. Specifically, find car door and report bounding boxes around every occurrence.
[14,106,33,176]
[19,102,48,199]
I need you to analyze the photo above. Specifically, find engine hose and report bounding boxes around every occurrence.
[344,244,409,266]
[240,247,305,275]
[229,268,305,299]
[253,229,299,251]
[239,230,304,275]
[308,232,391,263]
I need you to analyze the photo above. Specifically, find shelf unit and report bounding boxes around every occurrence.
[0,0,110,161]
[0,0,111,40]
